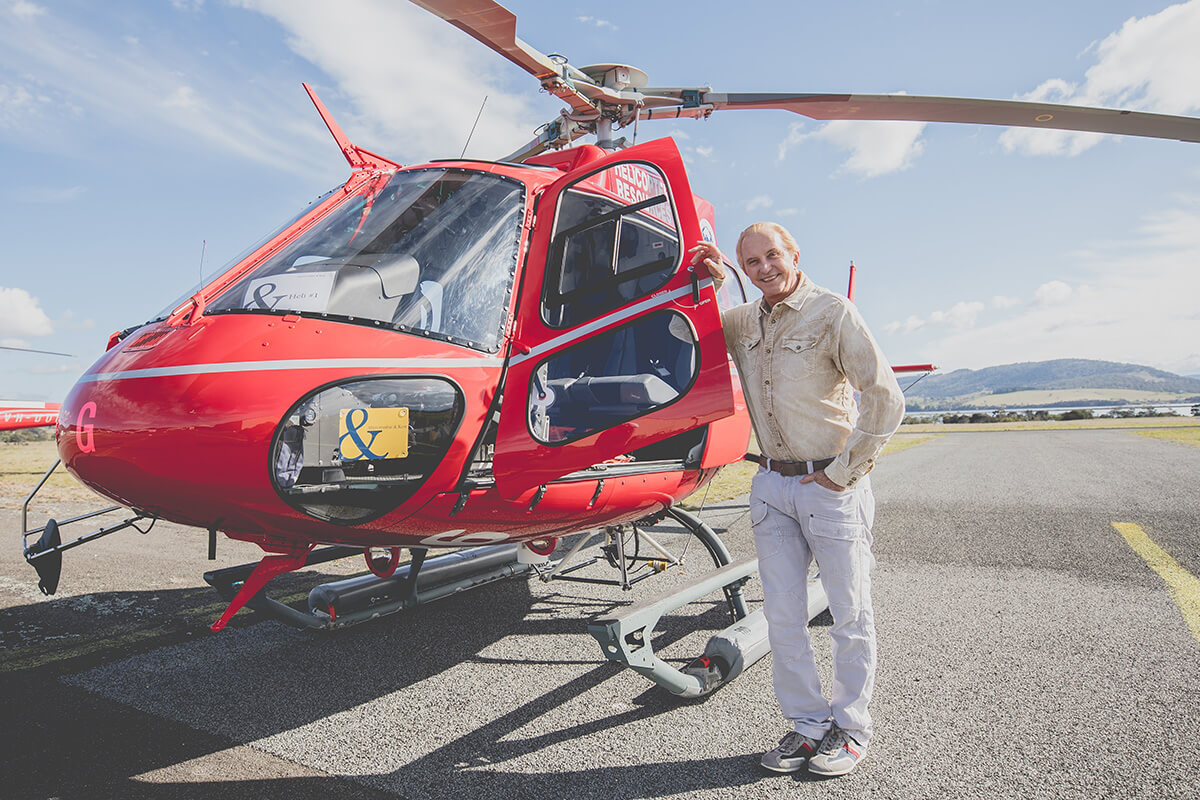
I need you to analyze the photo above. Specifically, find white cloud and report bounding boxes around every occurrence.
[235,0,550,161]
[29,363,83,375]
[745,194,772,212]
[0,83,36,128]
[695,145,713,158]
[1033,280,1073,305]
[900,198,1200,372]
[0,9,329,174]
[779,117,927,177]
[886,300,985,334]
[0,0,553,173]
[578,16,618,31]
[11,185,86,203]
[0,287,54,338]
[10,2,46,20]
[1001,1,1200,156]
[992,295,1020,309]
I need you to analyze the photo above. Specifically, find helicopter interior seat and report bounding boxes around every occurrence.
[541,315,692,435]
[318,253,421,322]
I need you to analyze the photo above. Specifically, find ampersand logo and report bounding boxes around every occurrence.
[339,407,387,460]
[250,282,283,310]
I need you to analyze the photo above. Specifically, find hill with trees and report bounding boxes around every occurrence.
[904,359,1200,411]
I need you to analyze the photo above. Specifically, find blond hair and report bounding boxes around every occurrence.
[735,222,800,266]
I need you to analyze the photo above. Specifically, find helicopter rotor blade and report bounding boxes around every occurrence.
[699,92,1200,143]
[0,345,75,357]
[407,0,599,117]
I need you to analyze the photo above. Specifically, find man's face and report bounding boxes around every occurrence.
[739,231,801,303]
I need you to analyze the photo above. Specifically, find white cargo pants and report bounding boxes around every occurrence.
[749,468,877,746]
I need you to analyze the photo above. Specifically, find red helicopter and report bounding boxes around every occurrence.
[19,0,1200,697]
[0,401,60,432]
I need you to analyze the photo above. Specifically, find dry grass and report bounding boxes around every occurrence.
[684,432,941,508]
[1136,427,1200,448]
[882,433,942,455]
[0,440,107,509]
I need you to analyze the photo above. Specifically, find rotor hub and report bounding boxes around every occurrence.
[578,63,649,91]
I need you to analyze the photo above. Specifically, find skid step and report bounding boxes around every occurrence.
[588,558,830,698]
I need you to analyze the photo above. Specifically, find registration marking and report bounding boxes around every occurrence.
[1112,522,1200,644]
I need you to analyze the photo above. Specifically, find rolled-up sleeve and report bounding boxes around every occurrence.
[823,303,905,488]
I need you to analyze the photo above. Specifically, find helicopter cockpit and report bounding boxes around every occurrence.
[204,168,525,353]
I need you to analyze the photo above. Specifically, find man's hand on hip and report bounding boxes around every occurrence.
[801,469,846,492]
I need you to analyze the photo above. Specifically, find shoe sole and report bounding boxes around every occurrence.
[807,758,863,777]
[760,761,808,774]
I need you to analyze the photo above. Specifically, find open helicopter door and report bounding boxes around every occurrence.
[494,138,736,499]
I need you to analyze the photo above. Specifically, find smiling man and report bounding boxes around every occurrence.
[690,223,904,777]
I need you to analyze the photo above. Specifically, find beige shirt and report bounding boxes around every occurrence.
[719,272,905,488]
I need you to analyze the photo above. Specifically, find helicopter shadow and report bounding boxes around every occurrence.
[11,561,771,799]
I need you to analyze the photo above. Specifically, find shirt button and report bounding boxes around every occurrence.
[764,380,770,385]
[766,348,771,354]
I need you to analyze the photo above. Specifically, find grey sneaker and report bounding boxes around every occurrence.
[760,730,822,773]
[807,724,866,776]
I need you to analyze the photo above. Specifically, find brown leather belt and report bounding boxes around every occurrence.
[743,453,835,477]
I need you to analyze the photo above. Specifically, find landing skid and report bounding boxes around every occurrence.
[203,543,535,631]
[589,559,829,698]
[22,468,782,697]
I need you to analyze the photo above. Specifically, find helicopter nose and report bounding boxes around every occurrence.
[55,368,282,528]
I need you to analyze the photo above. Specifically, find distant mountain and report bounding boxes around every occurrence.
[905,359,1200,410]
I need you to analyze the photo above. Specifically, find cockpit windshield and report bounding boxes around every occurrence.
[207,168,525,352]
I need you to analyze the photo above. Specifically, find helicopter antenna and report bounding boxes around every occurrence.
[199,239,207,292]
[461,95,488,158]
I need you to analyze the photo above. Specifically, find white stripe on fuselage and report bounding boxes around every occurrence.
[81,279,713,382]
[78,357,504,383]
[509,279,713,367]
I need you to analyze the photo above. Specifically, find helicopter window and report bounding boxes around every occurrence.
[542,162,680,329]
[149,185,342,324]
[205,169,525,353]
[528,310,697,444]
[715,261,748,311]
[271,376,464,525]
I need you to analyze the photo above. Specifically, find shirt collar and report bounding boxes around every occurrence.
[757,271,814,317]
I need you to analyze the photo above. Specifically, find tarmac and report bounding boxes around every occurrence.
[2,427,1198,799]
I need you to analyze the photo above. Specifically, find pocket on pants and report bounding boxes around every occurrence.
[807,512,867,583]
[749,495,770,527]
[808,512,865,541]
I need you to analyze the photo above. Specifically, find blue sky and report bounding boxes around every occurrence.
[2,0,1199,401]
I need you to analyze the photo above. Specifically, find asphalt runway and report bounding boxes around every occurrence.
[2,428,1198,799]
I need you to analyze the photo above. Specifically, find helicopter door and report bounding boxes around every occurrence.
[493,138,736,498]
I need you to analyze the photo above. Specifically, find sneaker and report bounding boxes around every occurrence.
[807,724,866,776]
[760,730,823,773]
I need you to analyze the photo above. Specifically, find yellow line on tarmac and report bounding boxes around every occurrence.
[1112,522,1200,644]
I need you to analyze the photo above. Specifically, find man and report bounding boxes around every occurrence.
[689,223,904,777]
